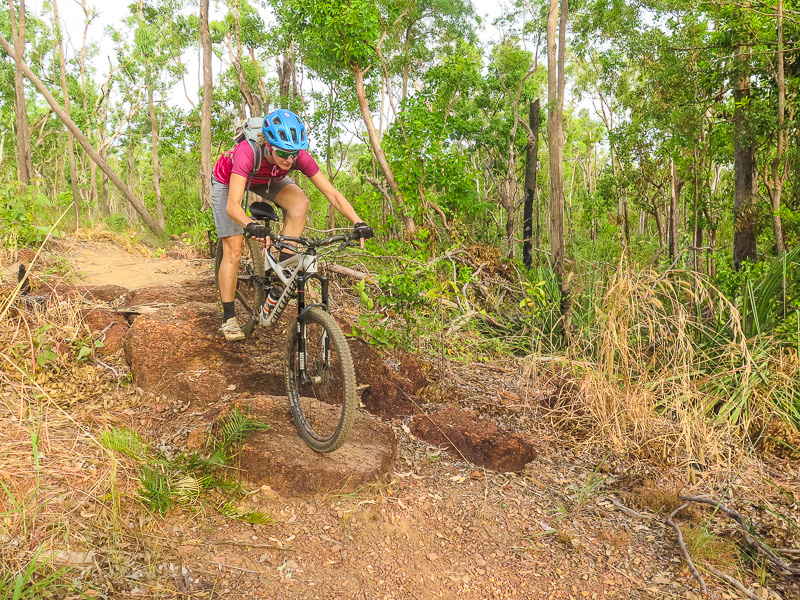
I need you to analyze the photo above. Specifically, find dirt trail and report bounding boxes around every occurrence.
[63,238,211,288]
[3,237,798,600]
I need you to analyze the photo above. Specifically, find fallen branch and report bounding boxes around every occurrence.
[665,503,707,594]
[324,264,374,281]
[681,495,800,576]
[602,496,657,521]
[703,563,783,600]
[212,540,293,551]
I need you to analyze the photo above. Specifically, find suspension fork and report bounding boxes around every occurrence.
[295,273,330,385]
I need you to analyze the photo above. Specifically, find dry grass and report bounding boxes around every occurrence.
[73,223,153,257]
[0,263,156,596]
[523,262,797,479]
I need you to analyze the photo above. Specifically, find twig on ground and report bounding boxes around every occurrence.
[212,540,293,551]
[95,359,122,379]
[665,502,707,595]
[703,563,783,600]
[681,495,800,576]
[603,496,657,521]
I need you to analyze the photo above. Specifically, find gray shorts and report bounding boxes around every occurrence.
[211,176,297,238]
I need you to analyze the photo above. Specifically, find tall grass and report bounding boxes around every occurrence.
[527,253,800,472]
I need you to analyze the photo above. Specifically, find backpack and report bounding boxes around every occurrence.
[233,116,265,180]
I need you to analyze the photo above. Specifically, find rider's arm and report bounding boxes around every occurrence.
[309,172,362,225]
[225,174,252,227]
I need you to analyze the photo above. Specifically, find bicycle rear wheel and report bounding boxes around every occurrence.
[285,308,356,453]
[214,237,265,337]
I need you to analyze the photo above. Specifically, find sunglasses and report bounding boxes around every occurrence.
[273,147,299,160]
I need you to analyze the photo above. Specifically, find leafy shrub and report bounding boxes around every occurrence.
[0,181,61,247]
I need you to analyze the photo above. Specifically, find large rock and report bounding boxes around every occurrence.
[123,301,291,403]
[123,300,432,416]
[349,341,430,418]
[123,278,217,307]
[237,395,396,496]
[409,407,535,472]
[83,309,129,356]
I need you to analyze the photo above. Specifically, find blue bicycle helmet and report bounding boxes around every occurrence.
[262,109,309,151]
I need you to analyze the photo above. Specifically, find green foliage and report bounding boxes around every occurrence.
[102,408,270,516]
[0,182,61,248]
[101,427,150,461]
[0,548,75,600]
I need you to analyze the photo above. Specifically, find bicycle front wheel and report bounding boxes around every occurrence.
[214,237,265,337]
[285,308,357,453]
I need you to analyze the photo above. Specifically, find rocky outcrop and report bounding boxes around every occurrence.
[409,407,535,472]
[350,342,430,417]
[82,309,129,356]
[237,396,397,496]
[123,301,291,403]
[123,300,431,412]
[122,278,217,307]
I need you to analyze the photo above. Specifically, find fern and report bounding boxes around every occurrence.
[101,427,149,461]
[138,465,173,514]
[217,500,272,525]
[213,406,270,459]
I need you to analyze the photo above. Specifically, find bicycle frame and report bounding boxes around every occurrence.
[260,245,332,385]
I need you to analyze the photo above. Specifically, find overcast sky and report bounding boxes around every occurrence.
[37,0,507,111]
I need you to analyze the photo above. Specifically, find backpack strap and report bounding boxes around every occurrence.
[242,141,264,212]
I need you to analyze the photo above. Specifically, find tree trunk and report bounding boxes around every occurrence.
[200,0,213,210]
[226,25,259,116]
[547,0,567,302]
[8,0,33,184]
[768,0,787,254]
[0,32,164,235]
[52,0,80,230]
[669,159,681,263]
[523,99,540,269]
[352,65,415,236]
[147,83,165,229]
[277,42,296,101]
[72,0,95,208]
[733,45,757,269]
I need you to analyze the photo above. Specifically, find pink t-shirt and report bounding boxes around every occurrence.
[212,140,320,185]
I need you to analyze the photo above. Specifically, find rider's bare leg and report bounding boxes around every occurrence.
[218,234,243,303]
[272,184,310,245]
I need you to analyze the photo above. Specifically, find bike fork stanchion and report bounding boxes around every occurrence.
[295,274,312,385]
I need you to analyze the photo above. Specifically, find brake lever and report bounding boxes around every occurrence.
[338,240,351,251]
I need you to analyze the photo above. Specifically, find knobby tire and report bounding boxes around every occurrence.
[285,307,356,453]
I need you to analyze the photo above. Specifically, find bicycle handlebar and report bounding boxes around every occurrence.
[244,229,355,251]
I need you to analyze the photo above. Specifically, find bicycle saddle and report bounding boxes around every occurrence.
[249,201,281,222]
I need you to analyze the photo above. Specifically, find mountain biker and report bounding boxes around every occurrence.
[211,108,373,341]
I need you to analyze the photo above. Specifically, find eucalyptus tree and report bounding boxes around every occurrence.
[547,0,568,304]
[7,0,33,184]
[51,0,80,228]
[220,0,271,117]
[0,29,164,234]
[384,38,486,236]
[200,0,213,209]
[113,0,187,230]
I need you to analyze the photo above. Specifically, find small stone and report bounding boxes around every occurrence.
[427,553,439,561]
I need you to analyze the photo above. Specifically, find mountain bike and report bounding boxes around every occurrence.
[213,201,358,453]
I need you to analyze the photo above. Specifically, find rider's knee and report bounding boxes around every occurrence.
[285,195,310,221]
[223,241,242,263]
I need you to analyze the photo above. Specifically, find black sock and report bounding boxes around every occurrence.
[222,301,235,321]
[279,250,294,262]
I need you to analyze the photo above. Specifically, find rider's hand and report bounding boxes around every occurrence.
[245,221,268,242]
[352,222,374,248]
